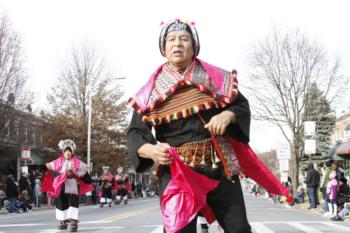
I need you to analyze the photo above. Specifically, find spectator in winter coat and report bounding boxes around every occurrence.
[19,173,31,194]
[136,182,143,199]
[6,175,19,213]
[337,177,349,210]
[305,162,320,209]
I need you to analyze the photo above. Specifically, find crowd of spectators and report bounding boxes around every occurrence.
[0,169,43,214]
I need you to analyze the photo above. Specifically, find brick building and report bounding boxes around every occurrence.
[0,102,45,181]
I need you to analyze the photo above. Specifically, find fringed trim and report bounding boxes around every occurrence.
[128,81,238,116]
[141,100,219,126]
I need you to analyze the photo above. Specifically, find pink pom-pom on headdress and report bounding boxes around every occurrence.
[175,18,181,23]
[190,21,196,26]
[160,21,165,26]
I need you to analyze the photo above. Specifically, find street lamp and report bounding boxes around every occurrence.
[87,76,126,173]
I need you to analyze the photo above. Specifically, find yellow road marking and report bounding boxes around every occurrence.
[100,205,160,222]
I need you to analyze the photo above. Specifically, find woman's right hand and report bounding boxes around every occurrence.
[138,143,172,165]
[45,163,51,170]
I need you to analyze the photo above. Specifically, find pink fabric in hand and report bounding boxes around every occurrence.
[161,148,219,233]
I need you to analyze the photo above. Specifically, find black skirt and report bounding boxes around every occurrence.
[158,164,252,233]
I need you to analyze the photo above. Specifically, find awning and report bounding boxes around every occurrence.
[336,139,350,155]
[328,141,347,160]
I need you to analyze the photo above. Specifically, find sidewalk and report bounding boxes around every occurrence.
[292,201,324,215]
[296,202,350,220]
[0,205,52,214]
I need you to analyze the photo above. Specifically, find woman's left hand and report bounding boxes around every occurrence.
[204,110,236,135]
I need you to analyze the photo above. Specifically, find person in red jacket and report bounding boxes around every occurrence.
[99,166,114,208]
[114,167,130,205]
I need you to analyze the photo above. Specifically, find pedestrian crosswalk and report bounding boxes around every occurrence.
[145,221,350,233]
[0,221,349,233]
[248,221,350,233]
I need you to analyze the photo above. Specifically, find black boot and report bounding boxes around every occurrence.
[69,219,78,232]
[58,220,68,230]
[331,215,343,221]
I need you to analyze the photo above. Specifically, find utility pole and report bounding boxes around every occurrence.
[87,83,92,173]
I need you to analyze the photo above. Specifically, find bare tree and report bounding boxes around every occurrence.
[46,43,129,172]
[0,14,32,142]
[258,150,278,173]
[246,29,348,191]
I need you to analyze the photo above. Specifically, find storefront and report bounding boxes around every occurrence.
[336,138,350,178]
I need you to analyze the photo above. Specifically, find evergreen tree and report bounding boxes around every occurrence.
[300,83,335,170]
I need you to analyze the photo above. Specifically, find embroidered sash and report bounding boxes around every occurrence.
[142,86,217,125]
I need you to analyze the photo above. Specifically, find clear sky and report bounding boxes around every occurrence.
[0,0,349,152]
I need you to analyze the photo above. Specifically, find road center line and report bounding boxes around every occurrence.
[99,205,160,222]
[0,223,47,228]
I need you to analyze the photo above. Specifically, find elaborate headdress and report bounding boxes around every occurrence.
[58,139,76,153]
[102,166,110,171]
[159,19,200,57]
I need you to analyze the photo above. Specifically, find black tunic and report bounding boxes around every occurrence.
[127,91,250,173]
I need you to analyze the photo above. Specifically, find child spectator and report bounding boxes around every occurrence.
[34,178,42,208]
[285,192,295,207]
[18,190,33,212]
[293,186,305,204]
[325,171,339,218]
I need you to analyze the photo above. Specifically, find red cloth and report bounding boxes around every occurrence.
[41,170,93,197]
[161,148,219,233]
[41,171,54,193]
[230,138,289,195]
[125,182,132,192]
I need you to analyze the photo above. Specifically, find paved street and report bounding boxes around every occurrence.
[0,191,350,233]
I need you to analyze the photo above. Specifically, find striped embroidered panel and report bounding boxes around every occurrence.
[142,87,218,125]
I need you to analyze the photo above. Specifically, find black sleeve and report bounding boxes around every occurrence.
[305,171,311,185]
[80,172,92,184]
[127,110,157,173]
[224,91,251,143]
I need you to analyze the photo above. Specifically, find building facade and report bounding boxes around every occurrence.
[331,112,350,144]
[0,103,44,181]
